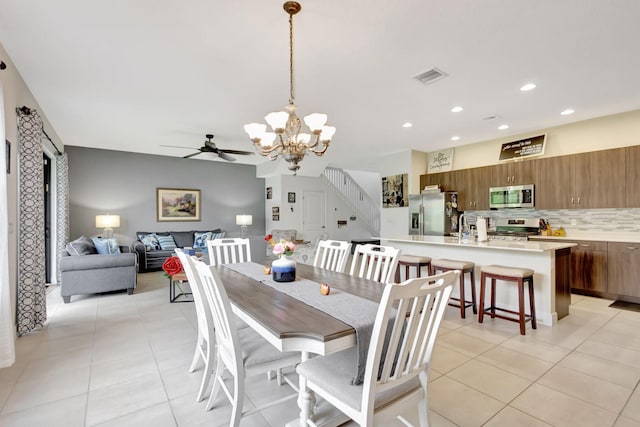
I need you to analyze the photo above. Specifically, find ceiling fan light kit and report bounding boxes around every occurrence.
[244,1,335,175]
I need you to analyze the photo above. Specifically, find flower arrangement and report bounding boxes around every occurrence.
[264,234,296,256]
[162,256,183,278]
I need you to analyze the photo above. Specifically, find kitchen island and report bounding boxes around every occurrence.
[380,236,577,326]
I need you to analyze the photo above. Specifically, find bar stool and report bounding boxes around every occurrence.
[479,265,536,335]
[394,255,432,283]
[430,259,477,318]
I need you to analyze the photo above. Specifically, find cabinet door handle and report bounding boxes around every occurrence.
[512,175,515,183]
[469,202,473,207]
[579,244,590,247]
[627,246,639,250]
[577,197,581,205]
[570,197,574,204]
[506,176,510,184]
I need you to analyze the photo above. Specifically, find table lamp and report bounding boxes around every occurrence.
[235,214,252,238]
[96,214,120,239]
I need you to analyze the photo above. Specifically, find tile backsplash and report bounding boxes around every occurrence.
[463,208,640,233]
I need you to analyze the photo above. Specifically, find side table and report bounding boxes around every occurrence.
[169,272,193,303]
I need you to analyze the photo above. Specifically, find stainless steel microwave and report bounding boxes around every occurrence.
[489,184,535,208]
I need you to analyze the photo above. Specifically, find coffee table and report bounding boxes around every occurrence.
[169,271,193,303]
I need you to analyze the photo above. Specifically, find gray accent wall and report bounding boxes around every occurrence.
[66,147,265,246]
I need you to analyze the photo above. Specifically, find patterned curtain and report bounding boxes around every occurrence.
[55,153,69,284]
[16,109,46,335]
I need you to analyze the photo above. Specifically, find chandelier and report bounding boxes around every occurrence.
[244,1,335,175]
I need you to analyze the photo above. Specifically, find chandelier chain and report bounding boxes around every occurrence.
[289,11,295,105]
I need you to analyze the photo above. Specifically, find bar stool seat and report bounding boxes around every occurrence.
[431,259,476,318]
[395,255,432,283]
[479,265,536,335]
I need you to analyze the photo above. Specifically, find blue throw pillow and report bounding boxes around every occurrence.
[157,234,178,251]
[92,237,120,255]
[138,233,160,251]
[193,231,214,248]
[211,231,226,240]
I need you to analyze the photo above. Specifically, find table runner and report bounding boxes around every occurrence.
[224,262,380,385]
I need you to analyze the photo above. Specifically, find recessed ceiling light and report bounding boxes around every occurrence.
[560,109,575,116]
[520,83,536,91]
[451,106,463,113]
[451,136,460,141]
[498,124,509,130]
[402,122,413,128]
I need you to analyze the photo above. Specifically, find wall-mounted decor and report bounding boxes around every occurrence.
[5,140,10,174]
[288,192,296,203]
[266,187,272,199]
[157,188,201,222]
[272,206,280,221]
[499,134,546,161]
[382,173,408,208]
[428,148,454,173]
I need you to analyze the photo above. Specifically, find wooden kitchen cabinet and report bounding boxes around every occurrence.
[458,166,492,210]
[535,155,575,209]
[491,159,536,187]
[573,149,625,208]
[626,145,640,207]
[607,242,640,299]
[568,241,608,292]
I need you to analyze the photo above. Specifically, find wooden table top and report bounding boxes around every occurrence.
[214,263,385,345]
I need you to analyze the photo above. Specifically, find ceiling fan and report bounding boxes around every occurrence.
[162,134,254,162]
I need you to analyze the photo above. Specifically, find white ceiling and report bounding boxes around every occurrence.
[2,0,640,172]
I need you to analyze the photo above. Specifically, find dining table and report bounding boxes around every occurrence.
[213,262,386,427]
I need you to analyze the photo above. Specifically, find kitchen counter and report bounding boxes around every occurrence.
[529,232,640,243]
[381,235,575,253]
[379,235,574,326]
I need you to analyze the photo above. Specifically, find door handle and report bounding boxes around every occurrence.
[570,197,574,204]
[577,197,581,205]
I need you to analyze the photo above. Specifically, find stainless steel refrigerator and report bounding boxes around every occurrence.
[408,191,459,236]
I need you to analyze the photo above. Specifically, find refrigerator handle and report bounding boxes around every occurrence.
[419,203,424,236]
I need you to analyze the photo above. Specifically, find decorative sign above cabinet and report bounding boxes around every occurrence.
[499,134,546,161]
[428,148,454,173]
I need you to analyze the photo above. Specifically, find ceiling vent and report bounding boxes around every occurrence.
[414,67,448,85]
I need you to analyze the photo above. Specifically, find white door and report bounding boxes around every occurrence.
[302,190,326,242]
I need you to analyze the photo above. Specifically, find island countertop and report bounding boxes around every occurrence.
[378,235,576,253]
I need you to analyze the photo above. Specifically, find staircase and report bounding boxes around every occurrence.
[322,167,380,235]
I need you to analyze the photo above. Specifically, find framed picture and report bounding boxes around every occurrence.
[266,187,272,200]
[157,188,201,222]
[382,173,408,208]
[5,140,10,174]
[288,192,296,203]
[272,206,280,221]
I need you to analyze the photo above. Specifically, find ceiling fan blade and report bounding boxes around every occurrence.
[183,152,202,159]
[218,152,236,162]
[161,145,197,149]
[218,149,254,155]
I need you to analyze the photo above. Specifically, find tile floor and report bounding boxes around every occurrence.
[2,273,640,426]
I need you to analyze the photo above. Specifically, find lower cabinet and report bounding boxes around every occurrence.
[569,241,607,293]
[607,242,640,298]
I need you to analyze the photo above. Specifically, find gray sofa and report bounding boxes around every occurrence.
[60,245,137,303]
[132,229,224,273]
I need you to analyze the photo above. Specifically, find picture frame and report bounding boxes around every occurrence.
[5,140,10,174]
[382,173,408,208]
[288,192,296,203]
[272,206,280,221]
[157,187,201,222]
[266,187,272,200]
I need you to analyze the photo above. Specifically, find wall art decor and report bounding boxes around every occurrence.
[272,206,280,221]
[157,187,201,221]
[288,192,296,203]
[382,173,408,208]
[266,187,273,199]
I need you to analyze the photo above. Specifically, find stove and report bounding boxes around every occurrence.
[488,218,541,241]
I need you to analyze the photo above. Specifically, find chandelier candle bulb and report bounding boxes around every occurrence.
[243,1,335,175]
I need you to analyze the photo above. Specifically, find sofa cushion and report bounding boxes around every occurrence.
[138,233,161,250]
[170,231,194,248]
[194,231,213,248]
[59,253,136,271]
[66,236,98,256]
[157,234,178,251]
[92,237,121,255]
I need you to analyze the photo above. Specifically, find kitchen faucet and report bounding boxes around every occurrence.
[458,213,468,242]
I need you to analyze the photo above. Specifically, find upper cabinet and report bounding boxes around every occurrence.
[535,156,575,209]
[626,145,640,207]
[573,149,625,208]
[459,166,492,210]
[491,160,536,187]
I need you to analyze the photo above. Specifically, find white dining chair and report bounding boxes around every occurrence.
[313,239,351,273]
[207,238,251,266]
[175,249,216,403]
[296,270,459,427]
[192,258,301,425]
[349,243,401,284]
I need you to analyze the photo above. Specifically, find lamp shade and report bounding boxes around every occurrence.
[96,214,120,228]
[235,214,253,226]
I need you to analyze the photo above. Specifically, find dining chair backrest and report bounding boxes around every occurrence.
[193,258,243,377]
[361,270,458,422]
[175,249,212,342]
[313,239,351,273]
[207,238,252,266]
[349,243,400,284]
